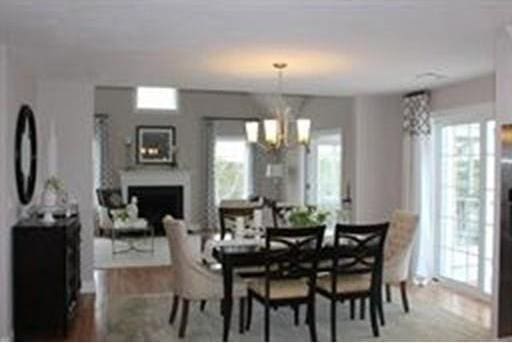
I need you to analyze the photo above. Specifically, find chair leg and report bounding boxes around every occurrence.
[246,294,253,330]
[178,298,190,338]
[330,300,337,342]
[369,297,379,337]
[360,298,366,320]
[200,300,206,312]
[349,299,355,319]
[307,300,318,342]
[377,293,385,326]
[293,305,300,326]
[264,301,270,342]
[400,281,410,313]
[239,298,245,334]
[385,284,392,303]
[169,295,180,324]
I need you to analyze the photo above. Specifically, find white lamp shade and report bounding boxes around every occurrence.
[266,163,284,178]
[263,119,279,145]
[297,118,311,144]
[245,121,259,143]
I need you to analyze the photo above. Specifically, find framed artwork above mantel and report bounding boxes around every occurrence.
[136,125,176,165]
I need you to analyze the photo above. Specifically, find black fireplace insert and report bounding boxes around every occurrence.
[128,185,184,235]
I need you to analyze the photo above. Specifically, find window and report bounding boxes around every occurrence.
[214,138,250,204]
[307,130,342,216]
[434,115,495,295]
[135,86,178,111]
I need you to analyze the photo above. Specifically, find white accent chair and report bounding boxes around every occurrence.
[383,210,419,313]
[163,215,248,338]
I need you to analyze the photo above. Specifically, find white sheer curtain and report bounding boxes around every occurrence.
[402,92,434,283]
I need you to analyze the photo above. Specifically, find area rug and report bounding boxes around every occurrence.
[94,237,171,269]
[105,293,491,341]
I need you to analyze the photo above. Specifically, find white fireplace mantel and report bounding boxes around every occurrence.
[119,169,191,220]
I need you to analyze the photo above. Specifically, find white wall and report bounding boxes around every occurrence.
[0,46,38,341]
[0,44,9,342]
[37,80,95,292]
[352,94,403,223]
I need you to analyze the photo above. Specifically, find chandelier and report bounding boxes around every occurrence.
[245,63,311,151]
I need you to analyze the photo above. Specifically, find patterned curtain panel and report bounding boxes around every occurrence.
[94,113,113,189]
[401,91,434,283]
[403,91,431,136]
[203,120,218,229]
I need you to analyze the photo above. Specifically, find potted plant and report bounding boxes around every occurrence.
[287,207,329,228]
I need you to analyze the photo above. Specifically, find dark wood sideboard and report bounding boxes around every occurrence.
[12,216,81,340]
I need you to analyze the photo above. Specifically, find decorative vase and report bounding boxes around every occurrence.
[41,209,56,224]
[42,188,58,208]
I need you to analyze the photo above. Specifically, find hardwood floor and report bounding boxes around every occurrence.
[44,266,490,341]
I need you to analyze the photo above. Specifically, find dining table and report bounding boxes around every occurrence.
[211,232,366,341]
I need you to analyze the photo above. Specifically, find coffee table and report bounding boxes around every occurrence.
[111,218,155,254]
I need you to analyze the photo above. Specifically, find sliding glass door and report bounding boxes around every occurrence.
[434,115,495,294]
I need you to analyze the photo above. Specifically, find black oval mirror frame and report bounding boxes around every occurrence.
[15,104,37,205]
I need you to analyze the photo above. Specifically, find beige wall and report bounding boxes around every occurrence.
[431,74,495,113]
[95,87,355,218]
[282,96,354,204]
[95,87,265,222]
[353,94,403,223]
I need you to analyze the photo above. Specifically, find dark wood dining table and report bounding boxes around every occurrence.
[212,239,357,341]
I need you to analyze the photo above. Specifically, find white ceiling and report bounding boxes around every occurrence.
[1,0,512,96]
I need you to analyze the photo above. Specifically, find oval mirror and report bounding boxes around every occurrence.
[15,104,37,205]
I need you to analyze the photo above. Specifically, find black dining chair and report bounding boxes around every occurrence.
[218,205,257,239]
[315,222,389,340]
[245,226,325,342]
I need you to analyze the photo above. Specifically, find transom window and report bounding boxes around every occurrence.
[135,86,178,111]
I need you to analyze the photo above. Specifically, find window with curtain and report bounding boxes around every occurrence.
[306,130,342,215]
[214,137,250,204]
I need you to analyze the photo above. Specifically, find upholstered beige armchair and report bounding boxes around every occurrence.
[163,216,247,338]
[383,210,419,313]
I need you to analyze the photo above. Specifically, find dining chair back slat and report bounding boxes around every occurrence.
[264,226,325,283]
[333,223,389,290]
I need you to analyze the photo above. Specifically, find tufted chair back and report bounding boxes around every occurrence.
[383,210,419,283]
[163,215,247,301]
[163,216,221,299]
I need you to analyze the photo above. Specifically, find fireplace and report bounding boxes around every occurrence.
[128,186,184,235]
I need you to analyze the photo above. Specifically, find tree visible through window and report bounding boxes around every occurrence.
[307,131,342,219]
[214,138,250,204]
[436,119,495,294]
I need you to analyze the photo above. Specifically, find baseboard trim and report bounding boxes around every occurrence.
[80,279,96,294]
[0,331,13,341]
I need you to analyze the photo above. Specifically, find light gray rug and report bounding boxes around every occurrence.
[105,293,491,341]
[94,237,171,269]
